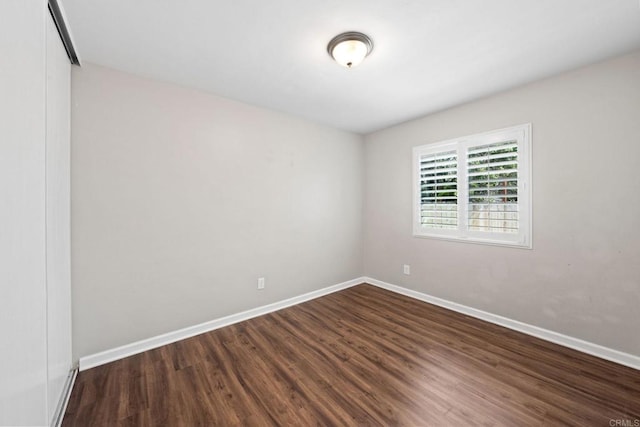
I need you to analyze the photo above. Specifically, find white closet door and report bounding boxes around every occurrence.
[46,12,72,426]
[0,1,48,426]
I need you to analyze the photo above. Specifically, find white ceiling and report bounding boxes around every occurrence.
[60,0,640,134]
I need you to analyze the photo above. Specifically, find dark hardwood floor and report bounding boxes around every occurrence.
[63,284,640,426]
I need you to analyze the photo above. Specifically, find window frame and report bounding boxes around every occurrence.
[412,123,532,249]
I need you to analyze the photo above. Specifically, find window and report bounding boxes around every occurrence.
[413,124,531,248]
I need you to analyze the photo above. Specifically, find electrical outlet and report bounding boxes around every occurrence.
[257,277,265,290]
[403,264,411,275]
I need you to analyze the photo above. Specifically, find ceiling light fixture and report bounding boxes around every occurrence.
[327,31,373,68]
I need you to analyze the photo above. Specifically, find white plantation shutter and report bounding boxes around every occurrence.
[419,149,458,230]
[413,124,531,248]
[466,140,519,233]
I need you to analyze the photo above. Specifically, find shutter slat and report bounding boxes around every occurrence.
[469,187,518,193]
[421,151,457,161]
[468,178,517,185]
[420,159,457,168]
[468,152,518,162]
[421,166,457,173]
[467,141,518,155]
[467,160,518,170]
[421,170,458,178]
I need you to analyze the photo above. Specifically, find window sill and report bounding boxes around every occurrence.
[412,232,532,250]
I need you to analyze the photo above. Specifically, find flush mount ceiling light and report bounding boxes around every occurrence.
[327,31,373,68]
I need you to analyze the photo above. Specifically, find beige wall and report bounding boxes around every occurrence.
[73,50,640,362]
[363,50,640,356]
[71,64,364,360]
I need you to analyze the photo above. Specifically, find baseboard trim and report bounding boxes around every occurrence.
[52,366,78,427]
[79,275,640,372]
[364,277,640,371]
[79,277,365,371]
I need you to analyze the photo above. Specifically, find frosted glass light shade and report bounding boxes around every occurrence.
[327,32,373,68]
[332,39,368,68]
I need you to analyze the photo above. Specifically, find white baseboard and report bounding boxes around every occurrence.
[79,277,365,371]
[79,275,640,372]
[364,277,640,371]
[52,366,77,427]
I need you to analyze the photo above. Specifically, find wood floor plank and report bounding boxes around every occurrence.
[63,284,640,426]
